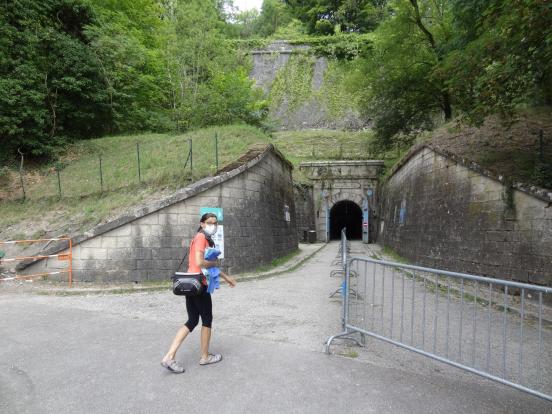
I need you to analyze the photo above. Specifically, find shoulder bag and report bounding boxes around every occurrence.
[171,241,206,296]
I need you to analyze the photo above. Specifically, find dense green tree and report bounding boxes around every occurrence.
[226,0,294,39]
[353,0,552,147]
[0,0,266,162]
[232,9,261,38]
[285,0,389,34]
[439,0,552,123]
[255,0,294,37]
[163,0,266,130]
[0,0,109,161]
[352,0,453,146]
[85,0,171,133]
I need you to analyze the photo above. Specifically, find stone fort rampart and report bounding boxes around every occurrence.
[21,145,298,282]
[379,144,552,286]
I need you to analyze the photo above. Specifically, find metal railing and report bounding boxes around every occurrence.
[325,244,552,402]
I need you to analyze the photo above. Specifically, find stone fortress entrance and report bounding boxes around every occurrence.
[299,160,384,243]
[329,200,363,240]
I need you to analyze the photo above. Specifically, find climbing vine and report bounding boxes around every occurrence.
[269,52,315,114]
[228,34,373,60]
[315,59,361,121]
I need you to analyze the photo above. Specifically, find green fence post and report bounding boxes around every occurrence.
[215,132,219,172]
[189,138,193,181]
[99,154,104,193]
[136,142,141,183]
[56,166,62,199]
[17,149,26,201]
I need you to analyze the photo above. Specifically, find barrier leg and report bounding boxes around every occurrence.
[325,330,364,354]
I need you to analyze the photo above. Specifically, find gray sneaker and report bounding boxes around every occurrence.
[199,353,222,365]
[161,359,185,373]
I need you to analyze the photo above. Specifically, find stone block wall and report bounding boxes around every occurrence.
[22,146,298,282]
[379,146,552,286]
[294,184,315,242]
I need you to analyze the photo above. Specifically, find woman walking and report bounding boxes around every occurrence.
[161,213,236,373]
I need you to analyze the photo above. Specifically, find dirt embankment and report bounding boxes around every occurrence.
[428,108,552,190]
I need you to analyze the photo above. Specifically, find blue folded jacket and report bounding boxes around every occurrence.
[203,247,221,294]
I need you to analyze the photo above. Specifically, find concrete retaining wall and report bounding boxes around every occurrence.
[379,145,552,286]
[22,145,298,282]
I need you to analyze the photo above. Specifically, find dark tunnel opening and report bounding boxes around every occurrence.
[329,200,362,240]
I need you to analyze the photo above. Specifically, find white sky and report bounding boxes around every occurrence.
[232,0,264,12]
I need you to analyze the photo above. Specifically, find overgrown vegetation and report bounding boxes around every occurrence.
[270,129,379,182]
[2,0,551,237]
[3,0,549,166]
[350,0,552,150]
[0,0,267,162]
[428,108,552,189]
[269,53,316,114]
[232,0,552,163]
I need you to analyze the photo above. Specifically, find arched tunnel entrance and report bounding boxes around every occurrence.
[329,200,363,240]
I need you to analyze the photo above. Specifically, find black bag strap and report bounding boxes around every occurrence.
[176,246,189,272]
[175,231,213,273]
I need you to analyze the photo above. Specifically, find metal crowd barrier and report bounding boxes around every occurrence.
[326,248,552,402]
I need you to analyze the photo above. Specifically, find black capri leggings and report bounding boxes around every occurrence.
[184,291,212,331]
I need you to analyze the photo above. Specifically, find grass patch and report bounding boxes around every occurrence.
[340,348,359,358]
[5,124,272,202]
[271,129,380,183]
[0,125,272,234]
[1,127,383,239]
[381,246,409,264]
[255,248,301,273]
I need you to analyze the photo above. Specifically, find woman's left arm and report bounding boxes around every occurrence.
[220,271,237,288]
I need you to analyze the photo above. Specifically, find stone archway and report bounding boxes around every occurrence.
[299,160,384,243]
[329,200,363,240]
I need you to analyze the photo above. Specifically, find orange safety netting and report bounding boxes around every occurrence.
[0,238,73,286]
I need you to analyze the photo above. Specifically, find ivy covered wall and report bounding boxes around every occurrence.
[249,41,368,130]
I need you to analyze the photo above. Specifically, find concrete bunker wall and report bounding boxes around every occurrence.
[380,145,552,286]
[23,146,298,282]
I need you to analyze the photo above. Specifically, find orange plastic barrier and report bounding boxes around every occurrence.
[0,238,73,287]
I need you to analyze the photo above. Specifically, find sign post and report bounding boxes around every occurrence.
[363,189,373,244]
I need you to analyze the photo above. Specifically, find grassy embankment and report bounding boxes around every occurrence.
[0,125,387,240]
[7,107,547,242]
